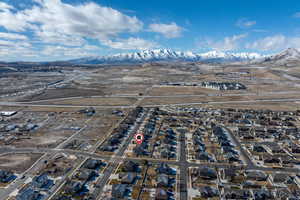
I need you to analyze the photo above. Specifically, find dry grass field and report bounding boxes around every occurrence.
[35,97,138,106]
[0,153,43,173]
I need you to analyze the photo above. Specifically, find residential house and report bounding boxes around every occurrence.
[245,170,268,181]
[16,188,43,200]
[200,186,219,198]
[0,170,16,183]
[32,174,54,190]
[198,167,217,180]
[224,189,252,199]
[155,188,169,200]
[156,163,176,175]
[119,172,137,184]
[112,184,129,199]
[123,161,140,173]
[253,189,275,200]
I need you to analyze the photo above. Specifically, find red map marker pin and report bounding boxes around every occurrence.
[134,133,144,145]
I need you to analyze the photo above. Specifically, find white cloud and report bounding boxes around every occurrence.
[236,18,256,28]
[0,43,100,61]
[202,34,248,51]
[41,45,100,57]
[0,0,144,47]
[0,40,35,59]
[0,32,28,40]
[0,3,33,32]
[149,22,183,38]
[0,40,31,47]
[0,0,162,60]
[35,31,85,46]
[246,35,286,51]
[0,40,15,47]
[0,47,32,57]
[25,0,143,40]
[101,37,157,50]
[0,2,13,10]
[246,35,300,51]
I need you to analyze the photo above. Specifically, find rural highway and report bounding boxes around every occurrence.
[1,97,300,109]
[12,89,300,104]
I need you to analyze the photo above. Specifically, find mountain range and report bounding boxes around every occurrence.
[1,48,300,66]
[69,49,266,65]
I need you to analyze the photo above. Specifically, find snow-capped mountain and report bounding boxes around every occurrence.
[199,51,264,62]
[263,48,300,64]
[69,49,266,64]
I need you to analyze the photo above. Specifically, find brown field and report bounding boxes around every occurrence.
[0,153,43,173]
[246,82,300,92]
[75,111,124,140]
[21,87,105,102]
[103,85,152,96]
[250,69,283,80]
[148,86,223,96]
[187,101,300,111]
[140,95,248,106]
[10,111,89,148]
[36,97,138,106]
[140,92,300,106]
[216,101,300,111]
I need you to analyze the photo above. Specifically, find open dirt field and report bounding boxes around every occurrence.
[22,88,105,102]
[36,97,138,106]
[140,93,300,106]
[207,101,300,111]
[0,153,43,173]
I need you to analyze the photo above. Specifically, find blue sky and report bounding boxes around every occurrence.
[0,0,300,61]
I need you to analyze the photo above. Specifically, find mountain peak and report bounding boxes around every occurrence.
[266,48,300,63]
[280,48,300,57]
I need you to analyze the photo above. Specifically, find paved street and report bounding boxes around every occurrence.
[94,110,149,199]
[179,129,188,200]
[1,95,300,109]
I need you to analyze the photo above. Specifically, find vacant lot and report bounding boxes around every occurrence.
[140,95,248,106]
[140,92,300,106]
[0,153,43,173]
[21,87,105,102]
[210,101,300,111]
[36,97,138,106]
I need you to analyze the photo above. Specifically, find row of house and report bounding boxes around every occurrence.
[156,128,178,160]
[16,173,54,200]
[213,126,241,163]
[55,158,106,199]
[0,123,38,133]
[133,111,158,157]
[191,166,300,199]
[110,161,177,200]
[192,128,215,162]
[100,107,145,152]
[112,160,141,199]
[201,81,247,90]
[160,81,247,90]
